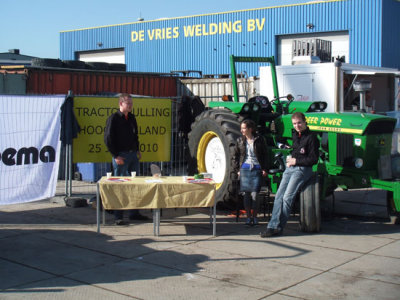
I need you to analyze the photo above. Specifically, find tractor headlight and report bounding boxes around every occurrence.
[354,158,363,168]
[319,102,327,111]
[252,103,260,112]
[308,101,328,112]
[243,104,250,112]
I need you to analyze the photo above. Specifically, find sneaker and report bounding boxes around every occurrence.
[260,228,282,238]
[115,219,128,226]
[245,218,252,226]
[253,217,259,226]
[129,214,150,221]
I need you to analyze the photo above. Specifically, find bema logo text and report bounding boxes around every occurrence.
[0,146,56,166]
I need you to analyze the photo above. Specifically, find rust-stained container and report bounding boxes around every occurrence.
[0,66,177,97]
[0,72,26,94]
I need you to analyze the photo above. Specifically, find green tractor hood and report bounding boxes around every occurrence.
[277,112,397,138]
[305,112,397,135]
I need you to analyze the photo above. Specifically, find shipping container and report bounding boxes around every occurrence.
[0,66,178,97]
[0,72,26,94]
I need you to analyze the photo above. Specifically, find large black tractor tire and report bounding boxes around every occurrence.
[188,109,242,204]
[299,174,321,232]
[387,191,400,225]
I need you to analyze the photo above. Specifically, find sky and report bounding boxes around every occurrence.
[1,0,308,59]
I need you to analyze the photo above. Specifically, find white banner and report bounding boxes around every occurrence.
[0,95,64,205]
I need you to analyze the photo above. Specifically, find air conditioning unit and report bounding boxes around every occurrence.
[292,38,332,64]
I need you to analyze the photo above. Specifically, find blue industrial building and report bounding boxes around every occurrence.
[60,0,400,76]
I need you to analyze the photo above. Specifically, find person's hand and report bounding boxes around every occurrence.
[286,157,296,167]
[237,171,240,178]
[262,170,267,177]
[137,151,142,160]
[114,156,125,165]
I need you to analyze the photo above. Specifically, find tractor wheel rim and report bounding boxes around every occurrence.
[197,131,226,188]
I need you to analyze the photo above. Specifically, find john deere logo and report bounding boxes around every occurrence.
[379,139,385,146]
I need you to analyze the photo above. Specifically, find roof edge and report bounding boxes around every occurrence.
[60,0,343,33]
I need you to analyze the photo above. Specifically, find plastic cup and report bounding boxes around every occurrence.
[106,172,112,179]
[131,171,136,178]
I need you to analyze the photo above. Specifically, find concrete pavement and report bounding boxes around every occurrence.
[0,195,399,299]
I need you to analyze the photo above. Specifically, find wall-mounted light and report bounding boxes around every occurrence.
[306,23,314,29]
[97,42,103,47]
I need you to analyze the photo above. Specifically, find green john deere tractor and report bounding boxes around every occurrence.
[188,55,400,231]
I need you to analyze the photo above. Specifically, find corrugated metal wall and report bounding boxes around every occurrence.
[60,0,399,76]
[382,0,400,68]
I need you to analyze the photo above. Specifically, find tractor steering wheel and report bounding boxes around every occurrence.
[248,96,272,113]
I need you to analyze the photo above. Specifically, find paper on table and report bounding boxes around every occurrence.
[145,179,163,183]
[107,178,131,182]
[187,178,214,184]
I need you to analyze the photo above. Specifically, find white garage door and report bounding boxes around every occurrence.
[278,31,349,65]
[77,49,125,63]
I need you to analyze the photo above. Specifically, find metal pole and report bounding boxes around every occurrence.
[213,200,216,237]
[153,209,160,236]
[64,144,69,196]
[96,182,100,233]
[359,92,366,112]
[269,56,280,100]
[230,55,239,102]
[153,210,156,236]
[334,60,342,112]
[68,144,72,197]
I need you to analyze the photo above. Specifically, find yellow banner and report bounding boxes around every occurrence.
[73,96,171,163]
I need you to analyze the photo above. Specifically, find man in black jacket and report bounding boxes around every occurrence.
[104,93,148,225]
[261,112,319,237]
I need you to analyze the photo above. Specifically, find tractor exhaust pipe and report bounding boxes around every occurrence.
[334,59,342,112]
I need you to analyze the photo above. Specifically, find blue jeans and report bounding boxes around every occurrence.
[267,166,313,230]
[112,151,140,220]
[112,151,139,177]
